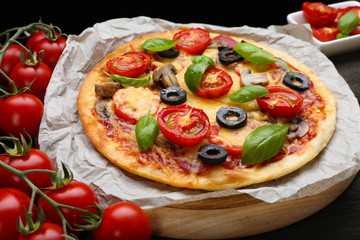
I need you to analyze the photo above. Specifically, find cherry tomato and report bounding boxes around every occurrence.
[93,202,151,240]
[29,32,66,70]
[336,6,360,22]
[113,86,160,124]
[17,222,64,240]
[106,52,151,78]
[302,2,337,27]
[0,44,26,86]
[157,105,210,146]
[9,61,52,101]
[37,181,99,233]
[0,94,44,138]
[311,25,340,42]
[197,67,233,98]
[257,86,304,118]
[0,149,55,196]
[173,28,211,54]
[0,188,36,240]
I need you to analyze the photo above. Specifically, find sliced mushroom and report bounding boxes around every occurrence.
[95,82,121,98]
[152,63,179,88]
[287,118,309,140]
[240,69,269,87]
[95,98,113,118]
[206,39,228,49]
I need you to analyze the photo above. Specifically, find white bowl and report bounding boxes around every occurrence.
[287,1,360,56]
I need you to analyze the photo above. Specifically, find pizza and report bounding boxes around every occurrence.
[77,27,336,190]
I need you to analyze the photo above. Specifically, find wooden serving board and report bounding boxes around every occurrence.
[145,174,355,239]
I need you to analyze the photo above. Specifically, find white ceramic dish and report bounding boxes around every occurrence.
[287,1,360,56]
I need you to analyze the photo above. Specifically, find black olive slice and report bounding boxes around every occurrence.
[198,144,228,165]
[283,72,310,91]
[216,106,247,129]
[158,47,180,58]
[160,87,187,105]
[218,47,243,65]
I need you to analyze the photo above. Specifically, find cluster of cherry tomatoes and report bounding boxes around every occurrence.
[0,24,151,240]
[302,2,360,42]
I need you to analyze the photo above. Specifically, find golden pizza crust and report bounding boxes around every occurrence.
[77,29,336,190]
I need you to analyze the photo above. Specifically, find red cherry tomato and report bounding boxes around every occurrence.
[257,86,304,118]
[93,202,151,240]
[197,67,233,98]
[106,52,151,78]
[157,105,210,146]
[26,31,58,50]
[311,25,340,42]
[30,34,66,70]
[173,28,211,54]
[302,2,337,27]
[0,44,26,86]
[0,149,55,196]
[0,94,44,138]
[37,181,99,234]
[0,188,36,240]
[9,61,52,101]
[17,222,64,240]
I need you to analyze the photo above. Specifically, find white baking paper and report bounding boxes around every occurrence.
[39,16,360,209]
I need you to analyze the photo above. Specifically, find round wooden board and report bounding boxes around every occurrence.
[145,174,355,239]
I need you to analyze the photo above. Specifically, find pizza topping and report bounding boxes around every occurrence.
[197,67,233,98]
[157,105,210,146]
[113,87,160,124]
[212,34,239,49]
[94,82,121,98]
[160,87,187,106]
[105,72,150,87]
[158,47,180,58]
[287,118,310,140]
[135,111,160,152]
[242,124,289,165]
[218,47,243,65]
[283,72,311,92]
[184,55,215,94]
[95,98,113,118]
[228,85,269,103]
[106,52,151,78]
[240,69,269,86]
[173,28,211,54]
[198,144,228,165]
[257,86,304,118]
[216,106,247,129]
[152,63,179,88]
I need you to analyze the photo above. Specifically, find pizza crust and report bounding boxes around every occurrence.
[77,29,336,190]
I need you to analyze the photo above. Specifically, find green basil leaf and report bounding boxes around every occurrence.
[338,12,360,35]
[191,55,215,66]
[105,72,150,87]
[242,124,289,165]
[184,55,215,94]
[233,42,294,78]
[135,111,159,152]
[228,85,270,103]
[141,38,179,52]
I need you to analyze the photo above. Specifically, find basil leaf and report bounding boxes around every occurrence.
[233,42,294,78]
[141,38,179,52]
[184,55,215,94]
[135,111,159,152]
[228,85,269,103]
[337,12,359,38]
[242,124,289,165]
[105,72,150,87]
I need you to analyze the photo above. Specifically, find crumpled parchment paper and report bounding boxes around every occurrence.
[39,16,360,209]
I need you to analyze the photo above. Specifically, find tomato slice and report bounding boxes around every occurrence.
[197,67,233,98]
[302,2,336,27]
[257,86,304,118]
[311,24,340,42]
[106,52,151,78]
[113,87,160,124]
[173,28,211,54]
[157,105,210,146]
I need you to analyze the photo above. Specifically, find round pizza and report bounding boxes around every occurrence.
[77,27,336,190]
